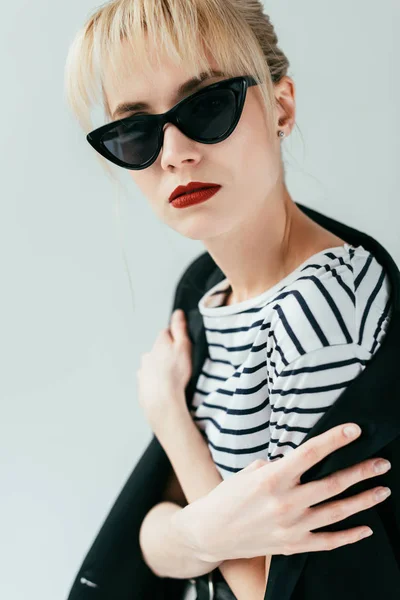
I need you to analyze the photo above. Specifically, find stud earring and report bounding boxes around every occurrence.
[277,130,285,138]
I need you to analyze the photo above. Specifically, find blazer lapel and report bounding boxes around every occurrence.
[185,265,226,410]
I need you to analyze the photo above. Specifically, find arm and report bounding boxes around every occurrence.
[155,401,270,599]
[139,500,223,579]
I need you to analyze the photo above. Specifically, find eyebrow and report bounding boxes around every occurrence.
[111,69,225,120]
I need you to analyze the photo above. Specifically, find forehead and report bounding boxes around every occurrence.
[112,69,226,120]
[102,36,222,117]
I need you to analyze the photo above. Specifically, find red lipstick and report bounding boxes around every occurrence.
[169,181,221,202]
[170,186,221,208]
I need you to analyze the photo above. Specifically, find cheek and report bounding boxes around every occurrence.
[230,100,275,164]
[128,170,170,216]
[227,118,277,184]
[129,171,156,199]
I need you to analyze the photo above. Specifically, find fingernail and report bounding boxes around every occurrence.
[359,528,373,539]
[374,460,391,474]
[343,425,361,438]
[375,487,391,501]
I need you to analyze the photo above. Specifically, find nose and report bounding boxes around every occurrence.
[160,122,201,169]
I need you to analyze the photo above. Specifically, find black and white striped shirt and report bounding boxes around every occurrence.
[190,243,393,478]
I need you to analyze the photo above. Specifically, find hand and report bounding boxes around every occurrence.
[136,309,193,431]
[181,423,392,561]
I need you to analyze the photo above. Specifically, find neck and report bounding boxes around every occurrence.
[202,183,345,306]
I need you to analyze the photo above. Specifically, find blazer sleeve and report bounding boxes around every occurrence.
[65,254,209,600]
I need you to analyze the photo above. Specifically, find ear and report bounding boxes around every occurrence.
[274,75,296,136]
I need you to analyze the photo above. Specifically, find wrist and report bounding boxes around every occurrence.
[154,403,201,458]
[170,501,220,566]
[153,395,191,438]
[170,502,201,554]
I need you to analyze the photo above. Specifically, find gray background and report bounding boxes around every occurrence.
[0,1,398,598]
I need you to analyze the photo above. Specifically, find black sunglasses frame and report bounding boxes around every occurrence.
[86,75,259,170]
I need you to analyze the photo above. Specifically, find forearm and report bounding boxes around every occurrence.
[155,403,223,504]
[155,402,270,599]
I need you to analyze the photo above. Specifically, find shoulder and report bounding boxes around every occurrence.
[266,245,392,371]
[172,250,218,310]
[179,250,213,281]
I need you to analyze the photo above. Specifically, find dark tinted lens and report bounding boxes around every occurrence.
[181,88,236,140]
[101,87,236,166]
[102,118,158,166]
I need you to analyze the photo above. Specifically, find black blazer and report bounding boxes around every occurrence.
[66,202,400,600]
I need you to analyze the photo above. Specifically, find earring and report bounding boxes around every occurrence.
[277,130,285,138]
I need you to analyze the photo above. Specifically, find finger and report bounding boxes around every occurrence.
[169,309,183,326]
[169,310,189,340]
[293,452,391,522]
[301,475,390,534]
[285,525,373,556]
[274,423,362,485]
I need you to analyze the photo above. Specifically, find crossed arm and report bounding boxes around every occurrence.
[157,403,270,600]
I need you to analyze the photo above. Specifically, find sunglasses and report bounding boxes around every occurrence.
[86,75,258,170]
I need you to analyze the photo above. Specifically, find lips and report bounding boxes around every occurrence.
[170,186,221,208]
[179,186,216,197]
[169,181,221,202]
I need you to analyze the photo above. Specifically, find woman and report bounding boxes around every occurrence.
[64,2,396,599]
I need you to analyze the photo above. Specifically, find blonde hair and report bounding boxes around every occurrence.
[64,0,295,180]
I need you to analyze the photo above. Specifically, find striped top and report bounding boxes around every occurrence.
[190,242,393,479]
